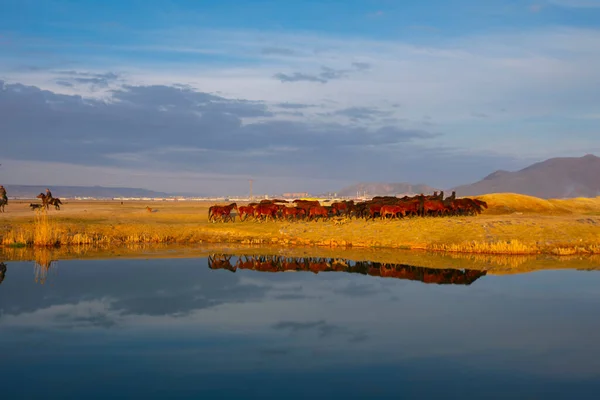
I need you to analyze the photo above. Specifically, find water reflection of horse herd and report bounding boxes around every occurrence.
[208,191,488,222]
[208,254,487,285]
[0,253,487,286]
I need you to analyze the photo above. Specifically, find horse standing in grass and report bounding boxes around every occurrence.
[0,198,6,213]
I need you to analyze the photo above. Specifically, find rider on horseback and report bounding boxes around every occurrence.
[46,188,53,199]
[0,185,7,204]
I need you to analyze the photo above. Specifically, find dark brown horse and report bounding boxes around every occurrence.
[36,193,63,210]
[253,204,279,221]
[282,206,306,221]
[308,205,329,221]
[237,205,256,221]
[0,198,6,213]
[204,255,488,286]
[208,203,238,222]
[0,262,6,285]
[208,254,236,272]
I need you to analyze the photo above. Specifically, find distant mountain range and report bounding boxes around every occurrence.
[4,154,599,200]
[451,154,600,198]
[337,182,440,197]
[337,154,600,199]
[2,185,171,199]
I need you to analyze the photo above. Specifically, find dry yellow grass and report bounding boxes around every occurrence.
[0,193,599,255]
[475,193,600,215]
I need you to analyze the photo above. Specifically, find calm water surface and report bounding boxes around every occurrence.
[1,255,599,399]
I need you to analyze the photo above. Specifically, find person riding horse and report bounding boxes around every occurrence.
[0,185,7,212]
[37,188,63,210]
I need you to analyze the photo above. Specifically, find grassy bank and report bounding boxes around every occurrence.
[1,193,600,255]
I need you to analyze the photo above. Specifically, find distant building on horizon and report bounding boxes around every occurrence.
[282,192,310,198]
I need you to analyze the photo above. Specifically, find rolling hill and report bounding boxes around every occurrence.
[451,154,600,198]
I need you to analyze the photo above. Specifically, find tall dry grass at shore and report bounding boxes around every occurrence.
[1,193,599,255]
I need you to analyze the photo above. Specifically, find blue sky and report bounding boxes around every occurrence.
[1,0,599,195]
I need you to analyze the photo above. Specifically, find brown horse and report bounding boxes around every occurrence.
[208,254,236,272]
[380,205,398,220]
[282,206,306,221]
[208,203,238,223]
[0,262,6,284]
[237,205,256,221]
[253,204,279,221]
[308,205,329,221]
[36,193,63,210]
[0,198,6,213]
[421,199,447,217]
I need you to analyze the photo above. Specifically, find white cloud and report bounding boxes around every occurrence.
[1,25,599,190]
[6,26,599,126]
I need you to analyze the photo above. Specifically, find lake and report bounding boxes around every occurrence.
[1,251,600,399]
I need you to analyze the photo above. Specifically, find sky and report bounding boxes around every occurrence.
[1,0,599,195]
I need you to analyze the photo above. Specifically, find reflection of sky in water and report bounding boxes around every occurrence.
[1,257,599,399]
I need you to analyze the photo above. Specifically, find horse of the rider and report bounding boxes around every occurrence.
[0,185,7,212]
[38,188,63,210]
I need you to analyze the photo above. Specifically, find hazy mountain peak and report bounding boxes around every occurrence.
[452,154,600,199]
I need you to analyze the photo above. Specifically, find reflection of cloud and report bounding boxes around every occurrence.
[334,281,384,297]
[0,300,121,332]
[54,311,118,329]
[0,258,274,318]
[272,293,317,300]
[273,320,368,343]
[110,280,271,317]
[258,348,292,357]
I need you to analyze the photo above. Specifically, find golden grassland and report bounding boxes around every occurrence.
[1,193,599,256]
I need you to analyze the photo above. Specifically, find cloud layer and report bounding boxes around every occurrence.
[1,11,599,193]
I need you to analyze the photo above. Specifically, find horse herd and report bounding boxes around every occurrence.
[208,254,487,285]
[208,191,488,223]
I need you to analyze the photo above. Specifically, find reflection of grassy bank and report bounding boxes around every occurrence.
[2,243,599,276]
[1,194,600,255]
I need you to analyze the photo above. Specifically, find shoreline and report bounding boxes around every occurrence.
[1,195,599,256]
[2,243,599,276]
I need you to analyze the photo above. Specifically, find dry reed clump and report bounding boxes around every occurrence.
[33,210,62,246]
[428,240,539,255]
[550,244,600,255]
[443,252,535,268]
[1,229,31,246]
